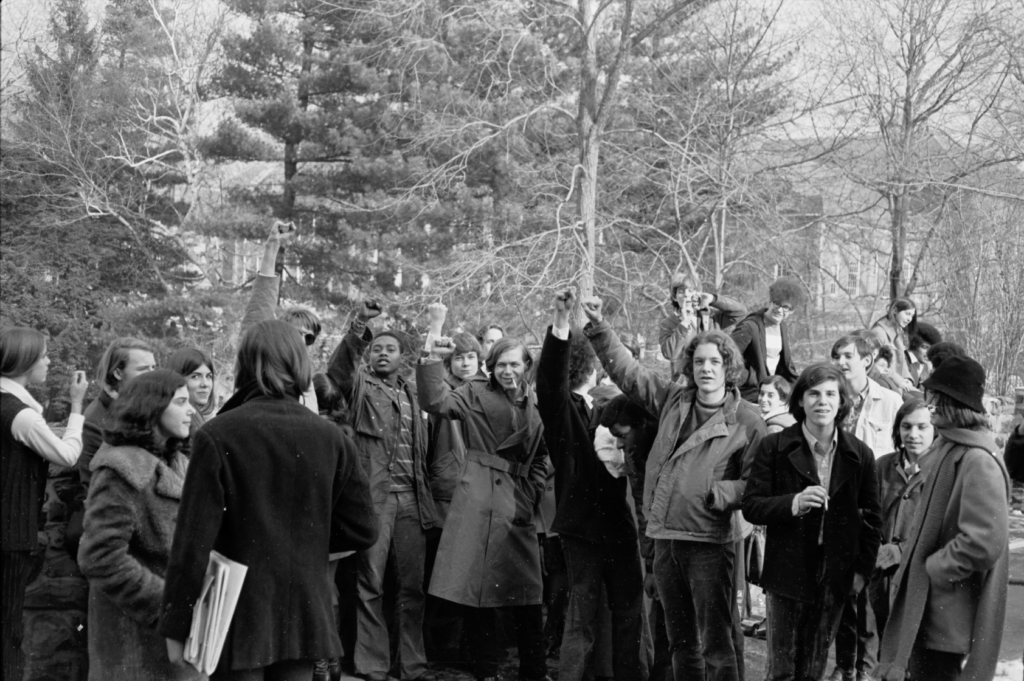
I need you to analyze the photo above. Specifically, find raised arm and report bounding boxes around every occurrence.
[536,289,576,446]
[326,301,380,401]
[709,293,747,330]
[416,337,471,420]
[240,221,294,336]
[581,296,674,419]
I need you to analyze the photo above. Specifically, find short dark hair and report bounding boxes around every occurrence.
[443,332,483,371]
[235,320,311,399]
[568,330,597,392]
[769,277,806,308]
[831,334,874,362]
[680,331,744,388]
[281,307,322,339]
[926,341,967,368]
[165,348,215,381]
[106,369,187,457]
[477,324,505,343]
[758,375,792,403]
[599,394,655,430]
[909,322,941,350]
[876,345,894,365]
[485,337,533,375]
[789,363,853,424]
[371,329,407,354]
[892,398,929,451]
[97,337,156,391]
[0,327,47,377]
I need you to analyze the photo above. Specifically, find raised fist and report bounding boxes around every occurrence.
[430,335,455,358]
[553,288,576,312]
[427,302,448,327]
[581,296,603,324]
[267,220,296,244]
[358,300,383,321]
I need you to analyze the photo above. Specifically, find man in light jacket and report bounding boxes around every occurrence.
[581,296,765,681]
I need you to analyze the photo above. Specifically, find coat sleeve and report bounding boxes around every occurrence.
[326,321,373,402]
[77,468,163,628]
[709,415,767,512]
[330,433,380,553]
[710,294,747,330]
[239,273,280,336]
[535,327,574,469]
[924,450,1009,585]
[854,450,882,579]
[658,314,691,370]
[742,434,799,526]
[627,445,655,568]
[158,429,227,642]
[585,319,674,419]
[77,420,105,491]
[416,359,472,420]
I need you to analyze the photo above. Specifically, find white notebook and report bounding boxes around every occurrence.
[184,550,248,674]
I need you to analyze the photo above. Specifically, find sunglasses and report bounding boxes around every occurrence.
[304,333,318,346]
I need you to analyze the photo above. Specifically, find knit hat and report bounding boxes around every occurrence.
[922,355,985,413]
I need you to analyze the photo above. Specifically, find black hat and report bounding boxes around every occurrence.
[922,355,985,413]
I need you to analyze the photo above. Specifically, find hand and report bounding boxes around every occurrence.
[166,638,185,665]
[429,335,455,359]
[69,371,88,404]
[851,572,866,594]
[793,485,828,515]
[643,571,659,600]
[581,296,603,324]
[358,300,382,321]
[553,287,575,328]
[426,302,447,336]
[266,220,296,244]
[875,543,902,571]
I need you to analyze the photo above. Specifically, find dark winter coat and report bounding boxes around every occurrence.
[741,423,882,603]
[730,310,799,402]
[78,390,115,491]
[159,392,378,671]
[78,444,202,681]
[426,372,488,522]
[327,322,439,529]
[584,320,766,544]
[536,327,636,546]
[417,359,547,607]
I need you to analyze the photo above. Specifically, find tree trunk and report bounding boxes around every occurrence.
[888,189,907,301]
[281,34,314,218]
[576,0,600,305]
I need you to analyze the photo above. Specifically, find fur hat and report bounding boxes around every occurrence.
[922,355,985,413]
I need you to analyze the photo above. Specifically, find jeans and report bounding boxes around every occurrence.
[558,536,646,681]
[654,539,739,681]
[835,588,878,674]
[355,491,428,678]
[765,589,845,681]
[462,604,546,680]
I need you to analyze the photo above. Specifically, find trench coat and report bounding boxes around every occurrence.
[416,359,547,608]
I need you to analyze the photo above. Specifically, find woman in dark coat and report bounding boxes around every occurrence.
[417,334,549,681]
[78,370,203,681]
[160,320,379,680]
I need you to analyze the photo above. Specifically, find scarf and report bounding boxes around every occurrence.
[877,427,1009,681]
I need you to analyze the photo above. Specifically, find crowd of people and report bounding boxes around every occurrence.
[2,221,1021,681]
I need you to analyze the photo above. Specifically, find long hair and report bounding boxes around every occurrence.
[166,347,217,415]
[235,320,312,399]
[789,363,853,424]
[679,330,744,389]
[930,391,990,430]
[0,327,47,377]
[885,297,919,339]
[892,398,929,451]
[485,337,533,376]
[105,370,187,457]
[97,337,156,392]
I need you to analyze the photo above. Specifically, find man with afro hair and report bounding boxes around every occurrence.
[730,277,806,403]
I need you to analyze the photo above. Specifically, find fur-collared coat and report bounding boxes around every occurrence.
[78,444,203,681]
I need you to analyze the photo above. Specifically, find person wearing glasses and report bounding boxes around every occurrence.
[659,273,746,383]
[730,277,805,403]
[241,219,323,413]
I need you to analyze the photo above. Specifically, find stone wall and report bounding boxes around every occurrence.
[22,463,88,681]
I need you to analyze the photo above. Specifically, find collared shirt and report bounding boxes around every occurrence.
[1,377,84,468]
[800,421,837,544]
[372,377,415,492]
